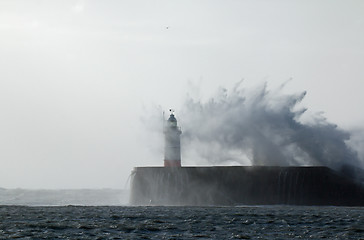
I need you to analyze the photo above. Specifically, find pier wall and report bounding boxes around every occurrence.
[130,166,364,206]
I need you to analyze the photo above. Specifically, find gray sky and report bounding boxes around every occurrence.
[0,0,363,189]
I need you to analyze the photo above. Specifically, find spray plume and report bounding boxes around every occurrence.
[178,82,362,172]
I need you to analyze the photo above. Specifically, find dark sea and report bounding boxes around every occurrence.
[1,205,363,239]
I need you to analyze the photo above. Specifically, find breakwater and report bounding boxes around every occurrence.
[130,166,364,206]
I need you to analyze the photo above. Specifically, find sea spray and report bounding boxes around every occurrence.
[178,82,361,172]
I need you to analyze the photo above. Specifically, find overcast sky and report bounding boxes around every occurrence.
[0,0,363,189]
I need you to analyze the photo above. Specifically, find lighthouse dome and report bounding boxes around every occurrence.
[167,114,178,127]
[168,114,177,122]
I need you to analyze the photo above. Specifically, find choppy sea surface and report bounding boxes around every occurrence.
[1,205,363,239]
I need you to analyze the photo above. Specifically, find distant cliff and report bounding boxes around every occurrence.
[130,166,364,206]
[0,188,129,206]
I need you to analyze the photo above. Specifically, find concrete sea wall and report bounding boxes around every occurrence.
[130,166,364,206]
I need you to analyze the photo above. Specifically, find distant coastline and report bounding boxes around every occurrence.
[0,188,129,206]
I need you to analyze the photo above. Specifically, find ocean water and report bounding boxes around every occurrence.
[1,205,363,239]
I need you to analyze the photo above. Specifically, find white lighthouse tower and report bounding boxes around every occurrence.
[164,110,182,167]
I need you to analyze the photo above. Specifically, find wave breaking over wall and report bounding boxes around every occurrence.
[134,82,364,206]
[179,82,362,173]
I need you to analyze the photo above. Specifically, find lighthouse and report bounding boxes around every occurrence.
[164,111,182,167]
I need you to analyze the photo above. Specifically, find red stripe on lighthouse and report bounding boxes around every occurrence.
[164,160,181,167]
